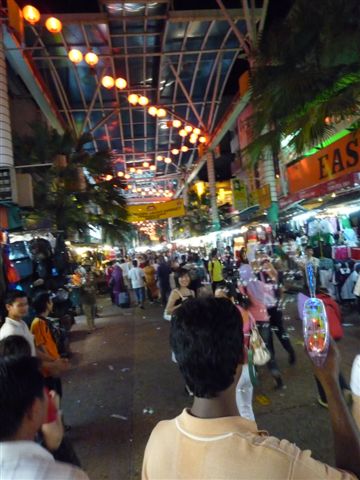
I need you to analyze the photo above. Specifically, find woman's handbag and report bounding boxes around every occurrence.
[249,322,271,366]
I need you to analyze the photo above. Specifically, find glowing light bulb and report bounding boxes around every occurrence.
[138,96,149,106]
[189,135,197,144]
[115,77,127,90]
[124,173,130,179]
[185,125,193,133]
[22,5,40,24]
[117,171,124,177]
[148,106,158,116]
[156,108,166,118]
[128,94,139,105]
[101,76,115,89]
[179,129,187,137]
[68,49,83,64]
[150,165,156,171]
[199,136,207,143]
[137,169,142,175]
[45,17,62,33]
[171,148,179,155]
[84,52,99,66]
[193,128,201,135]
[156,155,163,161]
[164,157,172,164]
[105,174,113,181]
[172,119,181,128]
[130,167,136,173]
[181,145,189,152]
[143,161,150,168]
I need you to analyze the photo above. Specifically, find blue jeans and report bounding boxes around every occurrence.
[134,287,145,304]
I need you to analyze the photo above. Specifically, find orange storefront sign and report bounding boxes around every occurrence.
[287,131,360,194]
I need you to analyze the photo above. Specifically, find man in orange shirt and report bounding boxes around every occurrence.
[142,297,360,479]
[31,292,69,396]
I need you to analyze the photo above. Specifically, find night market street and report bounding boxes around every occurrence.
[62,295,360,480]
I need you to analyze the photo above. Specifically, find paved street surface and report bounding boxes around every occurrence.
[62,294,360,480]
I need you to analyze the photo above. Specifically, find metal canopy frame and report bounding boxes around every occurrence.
[5,1,265,203]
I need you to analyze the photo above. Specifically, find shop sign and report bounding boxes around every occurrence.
[248,184,271,209]
[127,199,185,222]
[287,131,360,194]
[279,172,360,209]
[231,179,248,211]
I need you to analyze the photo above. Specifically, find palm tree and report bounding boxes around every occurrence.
[14,123,132,242]
[248,0,360,157]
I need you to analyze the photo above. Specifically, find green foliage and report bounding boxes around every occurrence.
[247,0,360,161]
[14,123,132,242]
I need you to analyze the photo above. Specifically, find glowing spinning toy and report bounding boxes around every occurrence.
[302,263,330,366]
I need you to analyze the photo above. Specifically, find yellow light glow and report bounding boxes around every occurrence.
[84,52,99,66]
[148,106,158,116]
[179,129,187,137]
[130,167,136,173]
[138,96,149,106]
[157,108,166,118]
[185,125,193,133]
[117,171,124,177]
[199,136,207,143]
[105,174,113,181]
[195,181,205,197]
[115,77,127,90]
[172,119,181,128]
[164,157,172,164]
[181,145,189,152]
[101,76,115,89]
[143,161,150,168]
[189,135,197,144]
[150,165,156,171]
[171,148,179,155]
[22,5,40,24]
[45,17,62,33]
[156,155,163,161]
[124,173,130,179]
[128,94,139,105]
[193,128,201,135]
[137,169,142,174]
[68,49,83,64]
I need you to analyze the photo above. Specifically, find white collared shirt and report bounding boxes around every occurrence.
[0,441,89,479]
[0,317,36,356]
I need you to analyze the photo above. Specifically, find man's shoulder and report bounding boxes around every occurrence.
[48,460,89,479]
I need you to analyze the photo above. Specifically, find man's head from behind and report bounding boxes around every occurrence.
[5,291,28,321]
[0,356,46,441]
[170,297,244,398]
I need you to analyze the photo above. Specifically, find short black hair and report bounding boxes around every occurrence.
[0,356,44,440]
[305,245,313,251]
[32,292,51,315]
[170,297,244,398]
[5,290,27,306]
[0,336,32,357]
[132,260,138,267]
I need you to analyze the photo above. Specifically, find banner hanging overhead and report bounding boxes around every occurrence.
[127,199,185,222]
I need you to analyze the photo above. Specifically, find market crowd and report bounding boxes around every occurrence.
[0,240,360,479]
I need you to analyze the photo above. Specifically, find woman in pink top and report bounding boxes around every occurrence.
[215,284,255,421]
[239,264,284,389]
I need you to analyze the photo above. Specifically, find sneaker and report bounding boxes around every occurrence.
[317,397,328,408]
